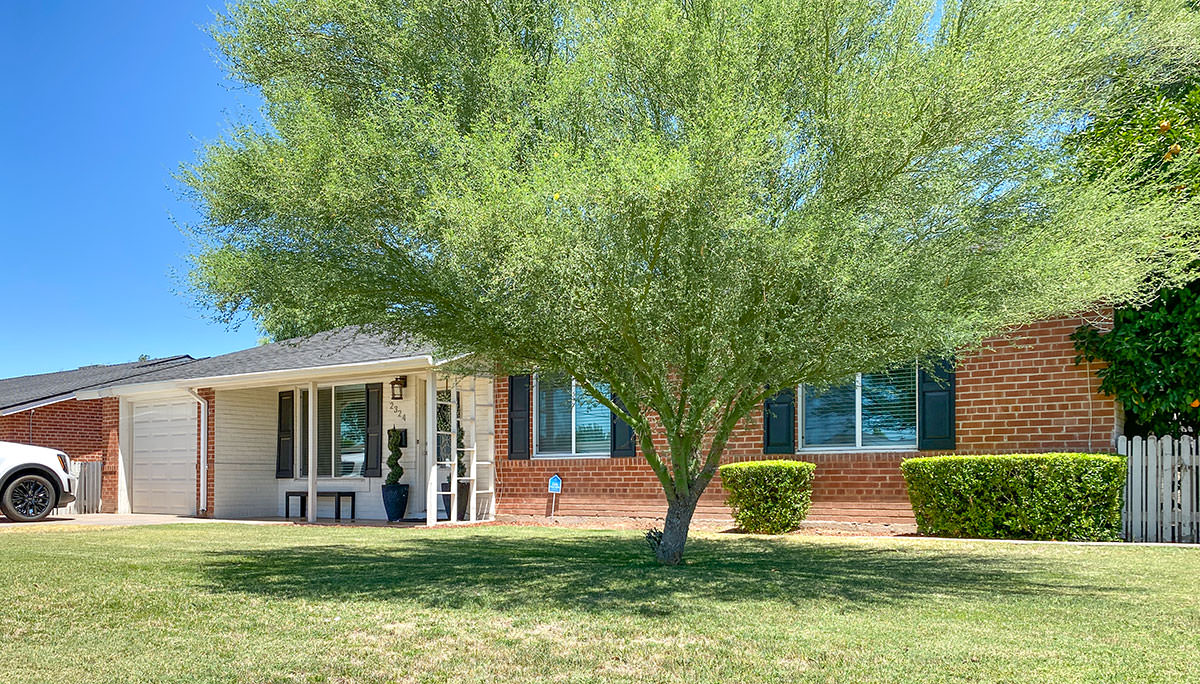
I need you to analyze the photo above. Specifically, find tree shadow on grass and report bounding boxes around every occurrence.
[198,531,1106,617]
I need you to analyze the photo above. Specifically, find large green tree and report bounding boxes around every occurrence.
[185,0,1200,563]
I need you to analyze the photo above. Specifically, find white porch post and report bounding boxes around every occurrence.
[425,368,437,527]
[306,381,318,523]
[116,397,132,514]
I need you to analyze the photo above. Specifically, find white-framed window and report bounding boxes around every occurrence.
[534,373,611,457]
[799,365,918,450]
[296,383,369,478]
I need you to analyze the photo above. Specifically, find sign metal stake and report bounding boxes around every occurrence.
[548,473,562,520]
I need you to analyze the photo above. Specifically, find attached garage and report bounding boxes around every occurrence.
[130,399,197,515]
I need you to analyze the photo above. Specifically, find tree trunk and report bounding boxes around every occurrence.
[655,493,700,565]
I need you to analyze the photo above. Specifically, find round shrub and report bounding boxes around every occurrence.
[719,460,816,534]
[900,453,1126,541]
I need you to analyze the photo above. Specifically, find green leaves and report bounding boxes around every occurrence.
[901,454,1126,541]
[718,460,816,534]
[1073,283,1200,437]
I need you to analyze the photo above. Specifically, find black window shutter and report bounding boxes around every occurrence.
[364,383,383,477]
[508,375,531,459]
[298,390,309,478]
[763,388,796,454]
[918,359,956,450]
[610,394,636,458]
[276,391,295,479]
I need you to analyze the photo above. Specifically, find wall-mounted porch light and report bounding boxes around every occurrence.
[390,375,408,400]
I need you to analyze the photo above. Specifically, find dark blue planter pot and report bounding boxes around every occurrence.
[381,483,409,522]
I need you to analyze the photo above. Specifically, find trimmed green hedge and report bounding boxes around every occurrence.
[900,453,1125,541]
[719,460,816,534]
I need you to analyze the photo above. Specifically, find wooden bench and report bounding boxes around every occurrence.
[285,490,357,520]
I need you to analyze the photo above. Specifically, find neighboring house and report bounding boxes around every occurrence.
[63,315,1117,524]
[0,355,195,512]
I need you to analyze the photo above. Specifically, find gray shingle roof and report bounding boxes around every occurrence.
[89,326,436,389]
[0,355,196,413]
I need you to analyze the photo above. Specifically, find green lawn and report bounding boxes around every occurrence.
[1,524,1197,683]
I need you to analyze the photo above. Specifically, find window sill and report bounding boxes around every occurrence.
[291,476,370,482]
[532,453,611,460]
[796,446,919,454]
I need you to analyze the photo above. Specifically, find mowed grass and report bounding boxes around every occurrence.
[0,524,1198,683]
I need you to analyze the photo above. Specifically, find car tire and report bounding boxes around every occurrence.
[1,473,57,522]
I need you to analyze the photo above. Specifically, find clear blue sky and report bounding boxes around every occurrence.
[0,2,263,378]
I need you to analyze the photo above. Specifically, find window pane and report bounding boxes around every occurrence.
[334,384,367,477]
[436,389,452,433]
[861,367,917,447]
[803,381,856,447]
[536,373,573,454]
[574,383,611,454]
[317,388,332,477]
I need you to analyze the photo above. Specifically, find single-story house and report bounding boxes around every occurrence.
[0,355,194,512]
[58,314,1115,524]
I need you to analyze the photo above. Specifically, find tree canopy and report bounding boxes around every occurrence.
[185,0,1200,563]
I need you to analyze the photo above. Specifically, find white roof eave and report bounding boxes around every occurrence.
[75,354,459,399]
[0,393,76,416]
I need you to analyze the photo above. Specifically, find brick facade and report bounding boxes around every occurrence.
[100,397,119,513]
[956,315,1117,453]
[0,399,104,461]
[494,314,1119,523]
[197,388,215,517]
[1,397,124,513]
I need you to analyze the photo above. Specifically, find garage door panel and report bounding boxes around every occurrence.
[131,400,197,515]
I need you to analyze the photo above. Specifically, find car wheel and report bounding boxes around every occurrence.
[1,474,56,522]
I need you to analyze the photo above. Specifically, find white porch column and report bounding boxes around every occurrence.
[116,397,132,514]
[307,381,318,523]
[425,368,437,527]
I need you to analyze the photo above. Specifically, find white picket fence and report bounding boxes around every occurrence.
[1118,436,1199,543]
[54,460,103,515]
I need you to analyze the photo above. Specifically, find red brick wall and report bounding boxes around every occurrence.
[492,314,1119,522]
[956,315,1117,453]
[196,388,215,517]
[0,399,103,460]
[100,397,119,513]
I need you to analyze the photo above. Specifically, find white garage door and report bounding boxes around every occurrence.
[131,399,197,515]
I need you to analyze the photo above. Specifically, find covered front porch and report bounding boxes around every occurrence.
[209,365,496,525]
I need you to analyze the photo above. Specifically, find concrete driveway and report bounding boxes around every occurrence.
[0,513,290,529]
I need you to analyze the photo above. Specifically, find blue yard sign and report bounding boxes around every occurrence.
[548,474,562,493]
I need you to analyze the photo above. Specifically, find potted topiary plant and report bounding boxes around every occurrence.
[381,428,409,522]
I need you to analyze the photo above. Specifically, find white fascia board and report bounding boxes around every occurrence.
[0,394,75,416]
[76,355,441,399]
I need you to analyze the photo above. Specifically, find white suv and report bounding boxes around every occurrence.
[0,442,77,522]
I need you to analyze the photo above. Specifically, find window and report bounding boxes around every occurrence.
[535,373,611,456]
[334,385,367,477]
[296,383,370,478]
[800,366,917,450]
